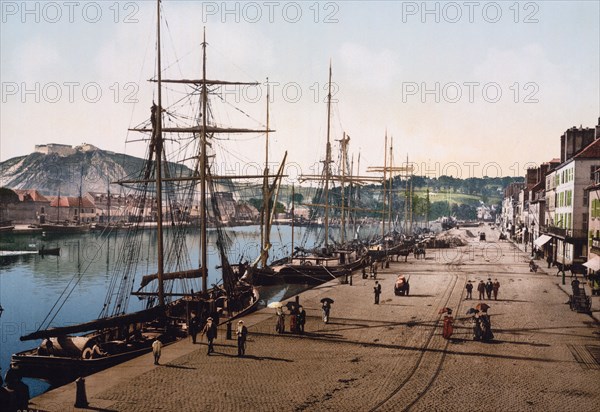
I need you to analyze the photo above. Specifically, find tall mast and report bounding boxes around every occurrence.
[261,79,270,267]
[381,132,388,238]
[200,27,208,294]
[350,154,355,239]
[291,184,295,261]
[340,132,348,244]
[57,187,60,222]
[388,137,393,232]
[155,0,165,306]
[406,154,412,234]
[323,62,332,248]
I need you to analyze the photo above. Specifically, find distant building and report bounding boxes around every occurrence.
[46,196,96,223]
[34,143,76,156]
[10,189,51,224]
[236,201,259,223]
[212,192,237,223]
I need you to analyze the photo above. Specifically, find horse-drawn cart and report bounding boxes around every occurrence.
[569,281,591,313]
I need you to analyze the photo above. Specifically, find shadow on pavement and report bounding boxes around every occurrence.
[164,363,197,370]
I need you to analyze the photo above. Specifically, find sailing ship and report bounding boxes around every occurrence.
[11,1,270,385]
[365,144,417,261]
[246,65,369,286]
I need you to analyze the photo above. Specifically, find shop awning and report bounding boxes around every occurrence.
[583,256,600,271]
[533,235,552,248]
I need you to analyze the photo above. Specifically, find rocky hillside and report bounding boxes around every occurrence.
[0,144,191,196]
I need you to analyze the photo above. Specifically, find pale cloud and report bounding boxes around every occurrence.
[12,37,61,81]
[338,42,400,90]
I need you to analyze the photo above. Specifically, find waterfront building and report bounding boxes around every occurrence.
[584,169,600,273]
[542,123,600,266]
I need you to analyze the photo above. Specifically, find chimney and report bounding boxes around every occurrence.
[538,164,549,183]
[560,133,565,163]
[526,168,537,187]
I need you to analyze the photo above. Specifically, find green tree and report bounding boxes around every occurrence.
[291,192,304,204]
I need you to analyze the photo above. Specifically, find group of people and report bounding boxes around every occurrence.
[0,369,30,412]
[151,310,250,364]
[466,278,500,300]
[472,309,494,341]
[276,305,307,334]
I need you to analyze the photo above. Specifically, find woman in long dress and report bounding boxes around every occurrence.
[442,309,454,339]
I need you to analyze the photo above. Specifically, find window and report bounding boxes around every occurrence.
[591,165,600,180]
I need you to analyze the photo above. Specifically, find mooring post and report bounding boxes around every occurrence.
[75,377,88,408]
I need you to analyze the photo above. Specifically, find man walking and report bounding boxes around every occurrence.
[236,320,248,357]
[465,281,473,299]
[485,278,493,300]
[374,281,382,304]
[477,280,485,300]
[189,311,199,344]
[297,306,306,334]
[152,338,162,365]
[492,279,500,300]
[201,317,216,355]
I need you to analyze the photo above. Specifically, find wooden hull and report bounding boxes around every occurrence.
[11,337,176,385]
[41,224,91,234]
[251,257,367,286]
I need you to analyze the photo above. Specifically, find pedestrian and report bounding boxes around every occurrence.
[465,281,473,299]
[442,308,454,339]
[472,312,482,341]
[546,254,552,268]
[297,306,306,334]
[492,279,500,300]
[480,312,494,341]
[362,266,368,279]
[290,306,298,333]
[201,317,217,355]
[477,280,485,300]
[189,310,200,344]
[485,278,493,299]
[322,300,331,324]
[152,338,162,365]
[236,320,248,357]
[276,307,285,333]
[374,281,382,304]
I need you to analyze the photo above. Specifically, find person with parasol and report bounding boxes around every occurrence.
[476,303,494,341]
[321,297,334,324]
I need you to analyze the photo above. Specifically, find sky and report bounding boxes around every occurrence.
[1,0,599,182]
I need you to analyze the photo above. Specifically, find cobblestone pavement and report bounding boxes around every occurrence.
[31,226,600,411]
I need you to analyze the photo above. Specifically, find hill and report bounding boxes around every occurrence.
[0,144,192,197]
